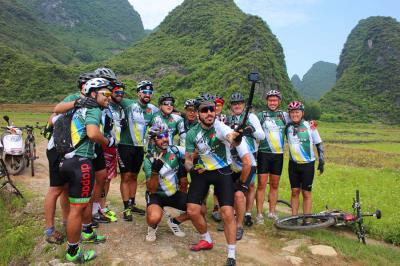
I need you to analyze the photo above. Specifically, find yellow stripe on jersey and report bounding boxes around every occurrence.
[133,123,142,146]
[71,122,80,146]
[269,131,281,153]
[163,178,177,196]
[289,143,305,163]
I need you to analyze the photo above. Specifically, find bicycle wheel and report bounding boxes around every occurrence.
[29,142,35,176]
[0,159,23,198]
[277,199,292,208]
[4,155,24,175]
[274,214,336,231]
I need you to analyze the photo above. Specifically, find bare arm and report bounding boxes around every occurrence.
[147,172,160,193]
[86,124,108,145]
[239,153,252,183]
[53,101,75,114]
[184,151,194,172]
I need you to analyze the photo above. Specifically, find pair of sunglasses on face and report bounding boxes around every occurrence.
[162,100,174,106]
[97,90,112,97]
[140,89,153,95]
[199,106,215,113]
[156,132,169,140]
[113,90,125,96]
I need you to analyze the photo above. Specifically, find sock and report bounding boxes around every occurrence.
[172,218,181,225]
[201,232,212,243]
[213,205,219,211]
[92,202,100,215]
[82,223,93,234]
[129,197,135,205]
[227,244,236,259]
[67,242,79,256]
[245,212,251,216]
[45,226,55,237]
[123,201,129,209]
[101,208,108,214]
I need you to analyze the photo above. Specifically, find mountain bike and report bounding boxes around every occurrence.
[0,155,24,198]
[274,190,381,244]
[23,123,43,177]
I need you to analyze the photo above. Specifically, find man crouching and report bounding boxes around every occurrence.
[143,122,189,241]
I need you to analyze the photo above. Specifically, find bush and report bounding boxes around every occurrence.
[304,101,321,120]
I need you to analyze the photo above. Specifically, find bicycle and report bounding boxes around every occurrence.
[274,190,381,244]
[0,153,24,198]
[23,123,43,177]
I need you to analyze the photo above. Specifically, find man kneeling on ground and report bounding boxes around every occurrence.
[143,122,189,241]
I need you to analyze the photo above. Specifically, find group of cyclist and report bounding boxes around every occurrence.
[42,67,324,266]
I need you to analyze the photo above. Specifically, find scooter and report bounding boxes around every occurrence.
[0,116,25,175]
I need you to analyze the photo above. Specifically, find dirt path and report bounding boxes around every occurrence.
[14,140,362,266]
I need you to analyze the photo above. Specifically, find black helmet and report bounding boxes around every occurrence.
[137,80,153,92]
[112,80,125,88]
[230,92,245,103]
[94,67,117,81]
[195,93,215,109]
[158,93,175,105]
[77,72,98,89]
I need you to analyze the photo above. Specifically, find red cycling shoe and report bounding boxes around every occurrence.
[190,240,214,251]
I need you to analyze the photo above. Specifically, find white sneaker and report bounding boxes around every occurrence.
[255,214,264,225]
[267,212,279,221]
[146,226,158,242]
[167,218,186,237]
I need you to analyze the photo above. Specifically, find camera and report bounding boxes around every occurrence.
[248,72,259,82]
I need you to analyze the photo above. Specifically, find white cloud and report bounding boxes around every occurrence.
[128,0,184,29]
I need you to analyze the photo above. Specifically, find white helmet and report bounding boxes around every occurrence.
[83,78,111,96]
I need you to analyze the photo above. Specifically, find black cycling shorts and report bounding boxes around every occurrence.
[257,152,284,175]
[46,148,66,187]
[188,166,234,207]
[117,144,144,174]
[92,144,106,172]
[146,191,187,211]
[59,156,95,204]
[232,166,256,192]
[288,160,315,191]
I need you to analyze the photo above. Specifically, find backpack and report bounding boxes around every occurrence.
[53,109,86,156]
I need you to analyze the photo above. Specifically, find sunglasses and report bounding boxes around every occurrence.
[113,90,125,96]
[162,101,174,106]
[140,89,153,95]
[200,106,215,113]
[98,91,112,97]
[186,108,196,113]
[156,132,169,140]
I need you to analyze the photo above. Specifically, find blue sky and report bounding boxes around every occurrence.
[129,0,400,78]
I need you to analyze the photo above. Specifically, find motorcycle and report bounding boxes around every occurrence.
[0,116,25,175]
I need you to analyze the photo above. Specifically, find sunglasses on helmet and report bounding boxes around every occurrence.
[200,106,215,113]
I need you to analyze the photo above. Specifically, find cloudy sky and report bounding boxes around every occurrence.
[129,0,400,78]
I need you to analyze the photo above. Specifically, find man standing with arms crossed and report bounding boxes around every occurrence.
[185,94,241,266]
[118,80,159,221]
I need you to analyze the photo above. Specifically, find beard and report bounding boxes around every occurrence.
[199,114,215,127]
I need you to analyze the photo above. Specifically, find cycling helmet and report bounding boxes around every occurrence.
[195,93,216,109]
[112,80,125,89]
[148,121,169,139]
[266,90,282,100]
[77,72,98,89]
[215,95,225,105]
[94,67,117,81]
[83,78,112,96]
[158,93,175,105]
[137,80,153,92]
[287,101,304,112]
[230,92,245,103]
[184,99,196,109]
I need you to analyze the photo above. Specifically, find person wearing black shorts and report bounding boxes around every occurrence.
[185,94,241,266]
[143,122,189,241]
[286,101,325,215]
[256,90,289,223]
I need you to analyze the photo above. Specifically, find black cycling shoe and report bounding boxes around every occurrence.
[226,258,236,266]
[244,215,253,227]
[93,212,111,223]
[130,205,145,216]
[123,208,133,221]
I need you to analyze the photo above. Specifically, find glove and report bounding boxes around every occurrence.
[235,180,248,193]
[41,123,53,140]
[233,131,243,143]
[107,136,116,147]
[242,125,255,136]
[120,118,128,129]
[74,97,99,109]
[152,158,164,173]
[317,159,325,174]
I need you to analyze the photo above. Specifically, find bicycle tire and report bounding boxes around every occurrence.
[274,214,336,231]
[277,199,292,208]
[29,141,35,176]
[0,159,23,198]
[4,155,24,175]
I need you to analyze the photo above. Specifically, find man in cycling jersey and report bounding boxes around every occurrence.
[182,99,198,132]
[286,101,324,215]
[185,93,241,266]
[143,122,189,241]
[60,78,113,263]
[255,90,290,223]
[118,80,159,221]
